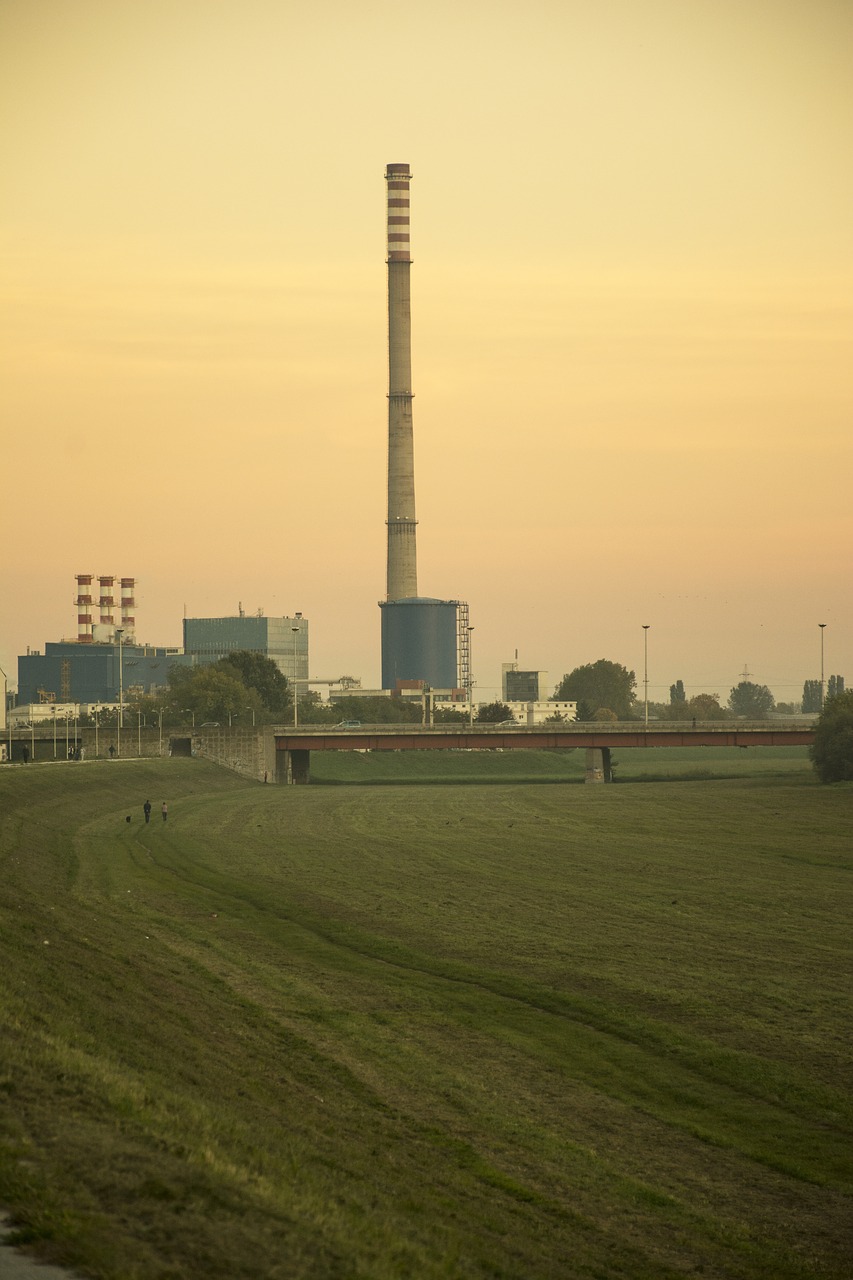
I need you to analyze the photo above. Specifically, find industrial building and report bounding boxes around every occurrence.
[16,574,186,708]
[502,663,549,703]
[380,597,469,692]
[183,611,308,698]
[380,163,469,692]
[17,639,184,709]
[16,579,309,715]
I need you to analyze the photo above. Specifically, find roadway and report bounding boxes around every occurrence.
[274,721,815,752]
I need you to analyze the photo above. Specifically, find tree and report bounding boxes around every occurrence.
[827,674,846,701]
[168,664,262,725]
[433,706,467,724]
[476,701,513,723]
[296,691,339,725]
[592,707,618,722]
[553,661,636,720]
[222,651,290,714]
[810,689,853,782]
[574,699,594,723]
[330,696,422,724]
[802,680,822,714]
[686,693,729,721]
[670,679,686,704]
[728,681,776,719]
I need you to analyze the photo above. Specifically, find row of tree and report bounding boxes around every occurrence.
[112,652,847,730]
[802,675,845,713]
[552,660,846,721]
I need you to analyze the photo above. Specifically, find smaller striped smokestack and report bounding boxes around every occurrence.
[99,575,116,628]
[385,162,418,601]
[120,578,136,639]
[76,573,94,644]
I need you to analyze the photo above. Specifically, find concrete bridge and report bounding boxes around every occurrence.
[265,721,814,785]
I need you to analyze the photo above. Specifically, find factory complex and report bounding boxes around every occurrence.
[4,167,575,732]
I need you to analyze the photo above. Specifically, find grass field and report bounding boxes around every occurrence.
[308,744,814,785]
[0,755,850,1279]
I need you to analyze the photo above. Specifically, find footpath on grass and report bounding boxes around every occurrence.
[0,1214,85,1279]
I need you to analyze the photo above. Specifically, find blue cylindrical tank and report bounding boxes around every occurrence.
[380,598,458,690]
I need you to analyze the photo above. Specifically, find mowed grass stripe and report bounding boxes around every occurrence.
[0,759,850,1279]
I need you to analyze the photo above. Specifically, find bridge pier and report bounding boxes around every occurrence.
[276,748,311,785]
[585,746,613,784]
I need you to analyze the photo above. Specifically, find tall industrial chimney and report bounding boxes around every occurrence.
[385,163,418,601]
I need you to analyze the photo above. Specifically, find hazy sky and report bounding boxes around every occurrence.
[2,0,851,703]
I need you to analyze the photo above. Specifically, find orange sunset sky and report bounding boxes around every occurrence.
[2,0,851,703]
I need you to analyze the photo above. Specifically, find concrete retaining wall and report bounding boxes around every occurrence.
[191,728,277,784]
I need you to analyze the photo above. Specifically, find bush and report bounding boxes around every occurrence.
[810,690,853,782]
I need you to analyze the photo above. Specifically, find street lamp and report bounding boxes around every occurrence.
[643,625,650,727]
[291,625,300,728]
[0,664,10,763]
[467,626,475,728]
[137,709,145,756]
[819,623,827,707]
[65,712,71,760]
[52,704,58,758]
[115,627,125,757]
[93,706,100,758]
[156,707,164,756]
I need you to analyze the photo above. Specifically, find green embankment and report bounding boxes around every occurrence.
[0,758,850,1279]
[308,743,813,784]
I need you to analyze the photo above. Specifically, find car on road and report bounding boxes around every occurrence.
[336,720,361,728]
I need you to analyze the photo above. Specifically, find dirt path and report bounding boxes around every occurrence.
[0,1215,86,1279]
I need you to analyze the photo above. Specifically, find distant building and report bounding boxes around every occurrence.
[502,663,549,703]
[503,701,576,725]
[183,613,308,698]
[17,640,186,708]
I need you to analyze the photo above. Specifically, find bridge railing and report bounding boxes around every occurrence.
[267,718,816,736]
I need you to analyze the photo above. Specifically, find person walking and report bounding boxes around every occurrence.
[21,745,29,765]
[143,800,152,824]
[161,801,168,822]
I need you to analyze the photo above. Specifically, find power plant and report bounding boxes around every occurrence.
[379,164,469,694]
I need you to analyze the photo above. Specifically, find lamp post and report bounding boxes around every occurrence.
[157,707,164,756]
[137,710,144,756]
[93,706,99,758]
[643,625,650,727]
[115,627,125,757]
[467,626,475,728]
[65,712,70,760]
[30,717,35,762]
[819,623,827,707]
[0,664,10,763]
[289,624,298,727]
[52,704,58,758]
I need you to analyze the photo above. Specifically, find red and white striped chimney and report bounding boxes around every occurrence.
[386,163,411,263]
[120,577,136,639]
[75,573,94,644]
[99,575,115,628]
